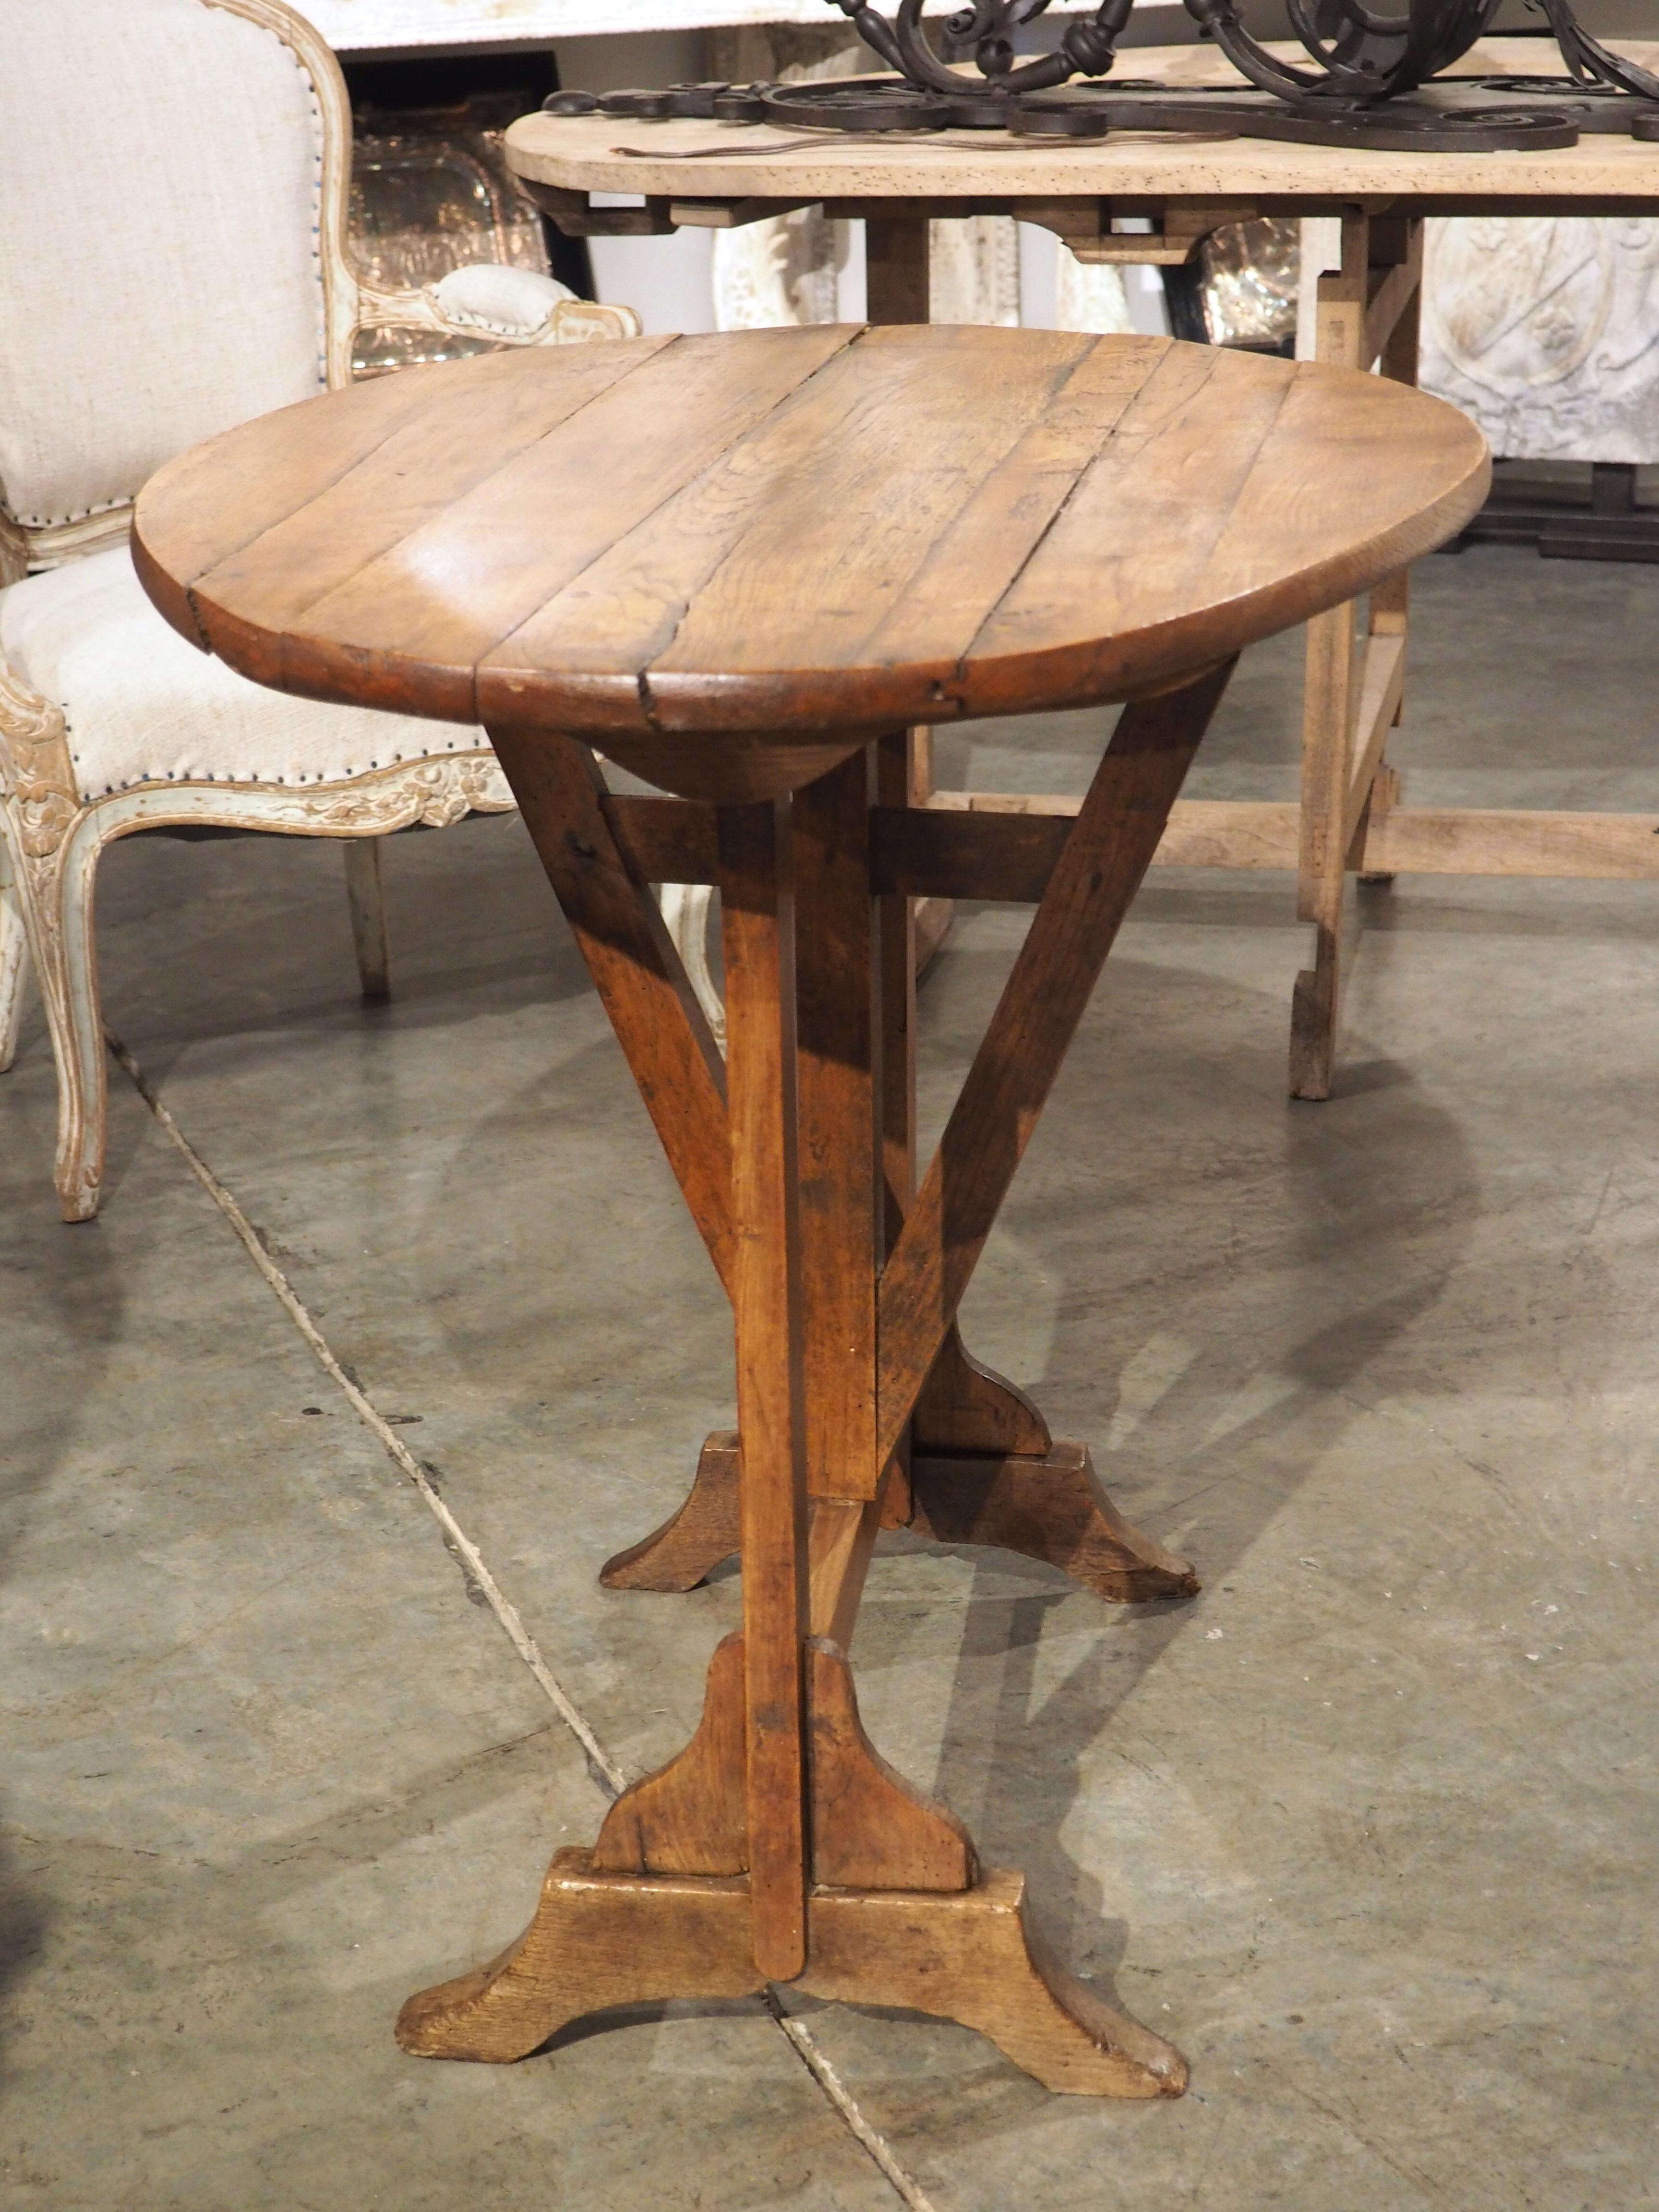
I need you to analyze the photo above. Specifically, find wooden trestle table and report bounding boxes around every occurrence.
[505,36,1659,1099]
[133,324,1486,2094]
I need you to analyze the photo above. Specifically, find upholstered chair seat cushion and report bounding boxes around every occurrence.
[0,547,482,799]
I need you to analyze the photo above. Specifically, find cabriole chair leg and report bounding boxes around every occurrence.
[20,813,110,1222]
[0,829,31,1073]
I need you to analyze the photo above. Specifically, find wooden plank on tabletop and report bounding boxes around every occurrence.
[646,326,1099,696]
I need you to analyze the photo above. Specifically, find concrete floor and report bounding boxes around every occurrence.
[4,541,1659,2210]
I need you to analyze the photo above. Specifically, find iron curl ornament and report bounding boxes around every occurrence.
[541,0,1659,146]
[787,0,1659,147]
[833,0,1659,104]
[827,0,1654,108]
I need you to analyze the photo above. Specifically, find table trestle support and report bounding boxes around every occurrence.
[395,1850,1185,2097]
[398,1624,1184,2095]
[593,695,1221,1599]
[449,682,1228,2088]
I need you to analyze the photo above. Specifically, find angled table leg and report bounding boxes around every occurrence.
[881,697,1196,1594]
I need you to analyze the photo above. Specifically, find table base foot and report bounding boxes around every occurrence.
[803,1869,1187,2099]
[395,1850,760,2064]
[912,1325,1051,1459]
[910,1442,1200,1604]
[600,1432,1196,1605]
[396,1852,1186,2098]
[599,1430,742,1593]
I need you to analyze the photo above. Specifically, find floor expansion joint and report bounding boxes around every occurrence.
[107,1024,939,2212]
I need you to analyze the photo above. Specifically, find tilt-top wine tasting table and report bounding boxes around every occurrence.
[132,323,1487,2096]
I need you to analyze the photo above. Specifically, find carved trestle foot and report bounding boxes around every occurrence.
[802,1871,1185,2097]
[910,1443,1198,1603]
[399,1630,1185,2095]
[600,1430,745,1594]
[394,1851,758,2064]
[397,1851,1184,2098]
[600,1434,1198,1607]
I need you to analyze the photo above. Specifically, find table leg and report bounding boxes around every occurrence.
[864,213,930,327]
[719,798,811,1978]
[874,709,1195,1599]
[400,706,1215,2092]
[1358,252,1420,889]
[1290,210,1420,1099]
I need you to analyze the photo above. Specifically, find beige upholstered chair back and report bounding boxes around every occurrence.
[0,0,355,573]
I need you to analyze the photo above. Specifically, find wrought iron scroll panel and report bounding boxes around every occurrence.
[829,0,1659,112]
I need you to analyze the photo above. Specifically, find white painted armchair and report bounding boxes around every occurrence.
[0,0,639,1220]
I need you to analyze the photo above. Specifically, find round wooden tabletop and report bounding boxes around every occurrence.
[135,324,1487,798]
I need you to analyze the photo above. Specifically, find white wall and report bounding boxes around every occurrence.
[552,30,719,332]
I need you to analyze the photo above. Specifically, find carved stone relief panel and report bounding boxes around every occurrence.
[1421,217,1659,464]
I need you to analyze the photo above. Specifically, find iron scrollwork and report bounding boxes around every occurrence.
[830,0,1659,125]
[542,0,1659,147]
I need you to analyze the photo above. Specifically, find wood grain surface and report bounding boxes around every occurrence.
[396,1848,1186,2093]
[718,798,811,1980]
[135,325,1487,799]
